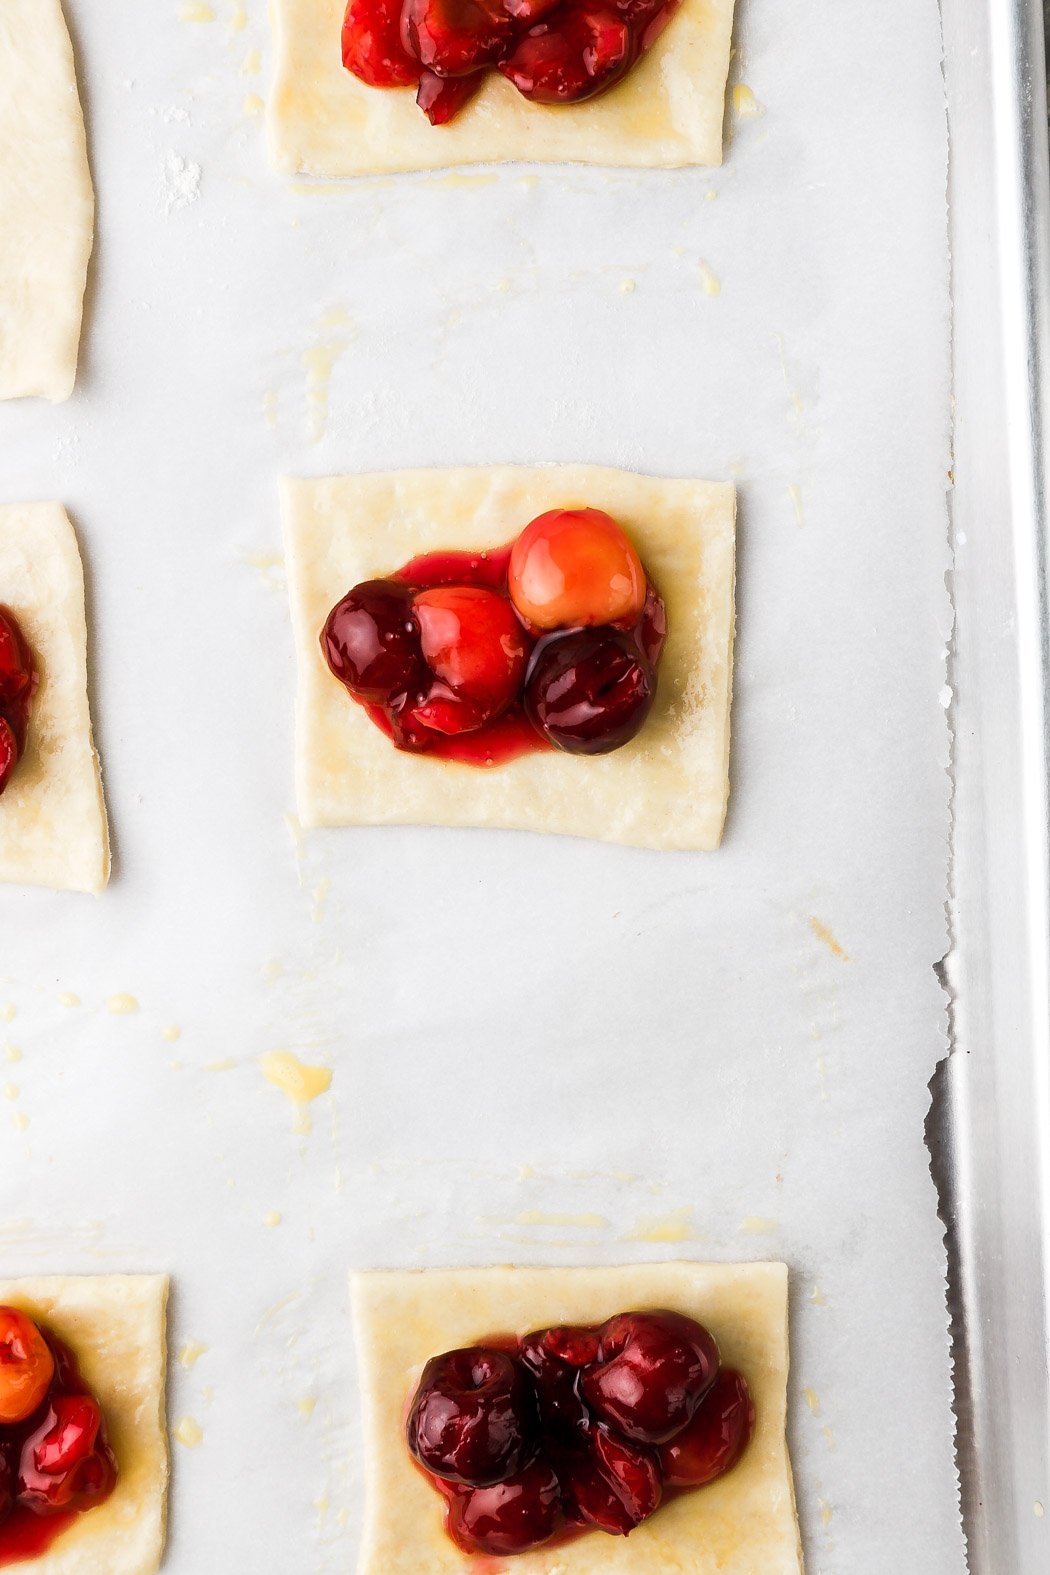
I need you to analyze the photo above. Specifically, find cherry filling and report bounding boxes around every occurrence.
[341,0,682,123]
[0,1308,117,1566]
[321,507,667,766]
[406,1308,755,1557]
[0,608,34,799]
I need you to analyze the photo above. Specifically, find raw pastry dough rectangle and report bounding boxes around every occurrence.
[283,465,735,851]
[0,503,110,893]
[269,0,736,176]
[0,0,94,401]
[0,1275,169,1575]
[351,1261,802,1575]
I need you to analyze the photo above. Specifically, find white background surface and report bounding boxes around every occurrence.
[0,0,965,1570]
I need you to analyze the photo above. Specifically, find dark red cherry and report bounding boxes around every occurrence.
[341,0,421,86]
[561,1426,662,1535]
[518,1325,600,1449]
[659,1367,755,1488]
[581,1310,719,1445]
[417,68,482,122]
[407,1347,536,1487]
[500,4,633,104]
[401,0,515,76]
[447,1455,561,1555]
[18,1395,116,1514]
[524,628,655,755]
[322,580,427,706]
[633,581,667,667]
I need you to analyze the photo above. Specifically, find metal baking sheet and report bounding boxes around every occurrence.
[0,0,1021,1570]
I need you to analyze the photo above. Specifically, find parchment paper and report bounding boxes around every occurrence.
[0,0,964,1570]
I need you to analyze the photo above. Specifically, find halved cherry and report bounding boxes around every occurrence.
[561,1426,662,1535]
[407,1347,536,1487]
[446,1455,561,1555]
[401,0,515,76]
[341,0,421,86]
[0,1308,55,1426]
[580,1309,719,1445]
[18,1394,116,1514]
[0,609,32,708]
[414,585,529,730]
[518,1325,599,1449]
[500,5,634,105]
[611,0,682,50]
[658,1367,755,1488]
[508,508,646,630]
[417,69,483,123]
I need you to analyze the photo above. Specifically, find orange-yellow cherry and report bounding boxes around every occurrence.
[0,1307,54,1424]
[508,509,646,631]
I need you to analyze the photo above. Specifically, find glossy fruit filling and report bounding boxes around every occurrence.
[0,1308,117,1565]
[322,508,666,766]
[0,609,35,799]
[406,1308,754,1556]
[341,0,682,124]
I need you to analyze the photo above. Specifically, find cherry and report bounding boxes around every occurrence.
[561,1426,661,1535]
[417,69,482,123]
[509,509,646,631]
[611,0,681,49]
[401,0,514,76]
[0,718,19,798]
[0,610,32,708]
[0,1309,55,1427]
[518,1326,599,1450]
[407,1347,536,1487]
[341,0,421,86]
[414,586,529,730]
[659,1367,755,1488]
[581,1310,719,1446]
[634,581,667,666]
[17,1394,116,1514]
[322,580,427,707]
[500,5,634,104]
[447,1454,561,1555]
[524,628,655,755]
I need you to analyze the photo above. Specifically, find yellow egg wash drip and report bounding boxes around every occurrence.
[107,993,140,1015]
[261,1051,333,1132]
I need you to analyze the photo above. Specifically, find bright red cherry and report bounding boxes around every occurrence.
[407,1347,536,1487]
[500,5,634,104]
[413,585,529,730]
[561,1426,662,1535]
[524,628,655,755]
[508,509,646,630]
[341,0,421,86]
[417,69,482,123]
[447,1455,561,1555]
[0,718,19,797]
[17,1394,116,1514]
[401,0,515,76]
[322,580,427,706]
[0,609,32,708]
[0,1309,55,1426]
[580,1310,719,1445]
[659,1368,755,1488]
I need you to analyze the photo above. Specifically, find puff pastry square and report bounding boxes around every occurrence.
[282,465,735,851]
[269,0,736,176]
[0,1275,169,1575]
[0,503,110,893]
[0,0,94,401]
[351,1261,802,1575]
